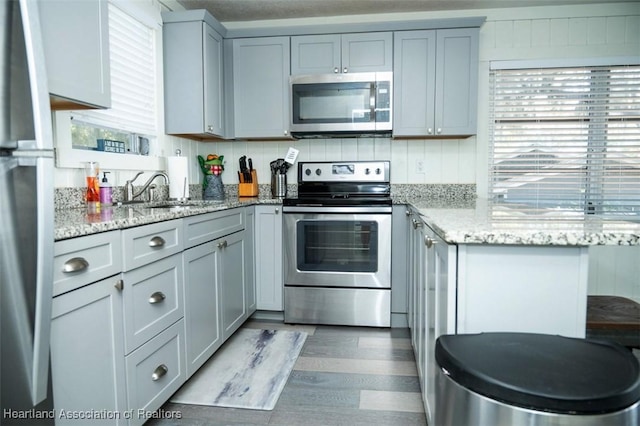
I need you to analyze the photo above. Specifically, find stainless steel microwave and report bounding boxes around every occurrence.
[290,72,392,137]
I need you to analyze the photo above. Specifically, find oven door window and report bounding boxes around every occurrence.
[296,220,378,272]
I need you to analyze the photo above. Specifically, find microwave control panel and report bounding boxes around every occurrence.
[299,161,390,183]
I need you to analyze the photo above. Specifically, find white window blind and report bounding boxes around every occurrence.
[73,2,157,136]
[488,65,640,217]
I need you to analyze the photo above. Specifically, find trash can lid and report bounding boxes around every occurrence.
[435,333,640,414]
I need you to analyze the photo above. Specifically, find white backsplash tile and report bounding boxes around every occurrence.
[54,135,477,187]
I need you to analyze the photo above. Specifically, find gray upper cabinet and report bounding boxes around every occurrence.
[163,11,225,138]
[291,32,393,75]
[228,37,291,139]
[393,28,479,137]
[38,0,111,109]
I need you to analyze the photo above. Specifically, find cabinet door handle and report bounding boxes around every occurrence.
[207,124,214,132]
[343,67,348,73]
[412,218,423,229]
[148,236,166,247]
[275,207,279,214]
[217,240,228,249]
[427,128,433,135]
[405,209,411,217]
[151,364,168,381]
[333,67,339,73]
[114,279,124,291]
[437,128,442,134]
[148,291,166,304]
[63,257,89,273]
[425,236,436,248]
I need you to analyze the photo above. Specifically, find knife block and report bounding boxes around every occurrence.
[238,170,258,197]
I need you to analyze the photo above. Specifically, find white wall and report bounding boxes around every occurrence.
[53,2,639,191]
[588,245,640,303]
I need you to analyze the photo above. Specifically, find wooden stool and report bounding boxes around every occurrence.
[586,295,640,349]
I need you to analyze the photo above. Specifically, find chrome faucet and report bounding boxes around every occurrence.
[124,171,169,203]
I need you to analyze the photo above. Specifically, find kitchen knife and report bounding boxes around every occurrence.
[248,158,253,182]
[239,156,246,183]
[240,156,251,183]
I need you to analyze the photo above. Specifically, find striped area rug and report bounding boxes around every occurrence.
[171,329,307,410]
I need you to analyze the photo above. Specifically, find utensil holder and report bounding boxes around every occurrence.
[271,173,287,198]
[238,170,258,197]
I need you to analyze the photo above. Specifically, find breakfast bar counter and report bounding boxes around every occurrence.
[408,198,640,246]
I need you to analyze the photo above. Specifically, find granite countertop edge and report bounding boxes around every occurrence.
[55,196,640,246]
[409,198,640,247]
[54,196,281,241]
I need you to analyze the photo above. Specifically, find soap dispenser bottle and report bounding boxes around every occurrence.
[99,171,113,206]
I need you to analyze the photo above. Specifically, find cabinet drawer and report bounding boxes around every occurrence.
[125,320,186,426]
[54,231,122,296]
[122,254,184,354]
[183,208,244,249]
[122,219,182,271]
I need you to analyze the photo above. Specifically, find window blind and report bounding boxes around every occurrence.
[488,65,640,217]
[73,2,157,136]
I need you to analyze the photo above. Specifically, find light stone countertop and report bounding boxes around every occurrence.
[55,195,640,246]
[409,198,640,246]
[54,196,281,241]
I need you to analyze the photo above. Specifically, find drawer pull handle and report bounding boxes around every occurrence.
[217,240,227,249]
[151,364,168,381]
[148,291,166,304]
[114,279,124,291]
[412,219,423,229]
[63,257,89,273]
[425,236,436,248]
[148,236,166,247]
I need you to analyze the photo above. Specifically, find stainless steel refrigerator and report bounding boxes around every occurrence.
[1,0,55,424]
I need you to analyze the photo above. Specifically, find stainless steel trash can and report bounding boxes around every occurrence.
[435,333,640,426]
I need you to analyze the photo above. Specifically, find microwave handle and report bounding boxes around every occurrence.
[370,82,376,122]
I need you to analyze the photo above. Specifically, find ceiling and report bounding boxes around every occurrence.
[176,0,630,22]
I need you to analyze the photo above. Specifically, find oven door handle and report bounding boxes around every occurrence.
[282,206,392,214]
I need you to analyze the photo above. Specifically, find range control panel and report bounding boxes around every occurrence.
[298,161,390,183]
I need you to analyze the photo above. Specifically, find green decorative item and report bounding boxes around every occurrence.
[197,154,225,201]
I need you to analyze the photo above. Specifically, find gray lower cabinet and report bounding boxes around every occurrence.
[391,205,410,325]
[182,208,255,377]
[220,230,248,340]
[254,205,283,311]
[407,209,456,424]
[290,32,393,75]
[50,207,260,423]
[121,221,186,426]
[163,10,225,137]
[393,28,479,137]
[38,0,110,109]
[50,274,127,426]
[245,206,256,313]
[227,37,291,139]
[183,239,223,378]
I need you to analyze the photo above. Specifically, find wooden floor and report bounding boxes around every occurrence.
[149,320,427,426]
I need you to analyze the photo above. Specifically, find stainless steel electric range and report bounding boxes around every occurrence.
[282,161,392,327]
